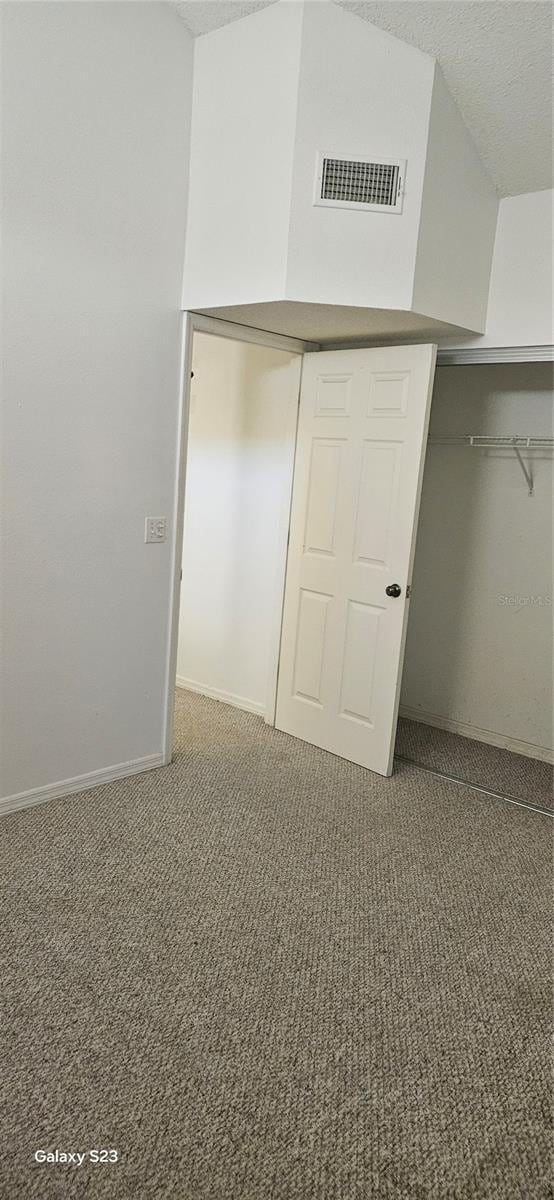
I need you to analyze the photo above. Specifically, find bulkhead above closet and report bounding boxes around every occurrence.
[183,1,498,344]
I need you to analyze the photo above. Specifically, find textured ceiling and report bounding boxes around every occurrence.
[171,1,274,36]
[337,2,553,197]
[172,0,553,196]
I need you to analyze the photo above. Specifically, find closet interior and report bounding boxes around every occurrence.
[175,330,301,722]
[396,360,553,812]
[175,334,553,812]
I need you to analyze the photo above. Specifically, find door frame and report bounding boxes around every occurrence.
[162,312,319,765]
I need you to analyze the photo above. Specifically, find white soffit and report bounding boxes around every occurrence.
[172,0,553,198]
[192,301,475,344]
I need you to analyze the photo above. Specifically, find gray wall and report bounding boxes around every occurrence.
[1,3,193,801]
[401,363,553,758]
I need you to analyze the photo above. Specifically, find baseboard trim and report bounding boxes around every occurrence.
[398,705,553,765]
[176,676,266,717]
[0,753,165,818]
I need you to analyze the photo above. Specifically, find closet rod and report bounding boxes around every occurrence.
[426,435,554,496]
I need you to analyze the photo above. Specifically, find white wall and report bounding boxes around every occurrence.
[441,190,554,348]
[413,66,498,333]
[485,191,553,346]
[285,2,433,311]
[182,2,303,310]
[177,334,300,714]
[1,3,193,804]
[401,364,553,758]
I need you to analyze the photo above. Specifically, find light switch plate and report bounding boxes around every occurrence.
[145,517,167,544]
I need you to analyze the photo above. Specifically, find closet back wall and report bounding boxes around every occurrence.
[401,363,553,761]
[176,334,300,716]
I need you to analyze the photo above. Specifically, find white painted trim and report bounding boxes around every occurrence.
[436,345,554,365]
[317,341,554,364]
[0,754,165,818]
[162,312,193,766]
[176,677,265,717]
[186,311,319,356]
[264,357,303,727]
[398,704,553,765]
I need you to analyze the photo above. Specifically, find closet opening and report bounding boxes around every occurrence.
[165,327,551,812]
[171,323,304,754]
[395,360,553,813]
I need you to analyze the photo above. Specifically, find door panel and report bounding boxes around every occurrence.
[304,439,343,555]
[354,441,400,565]
[275,344,436,776]
[339,600,381,725]
[292,589,330,706]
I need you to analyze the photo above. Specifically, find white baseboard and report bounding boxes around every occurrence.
[398,705,553,765]
[0,753,165,818]
[176,676,266,717]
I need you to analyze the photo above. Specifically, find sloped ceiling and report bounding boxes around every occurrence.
[172,0,553,198]
[172,1,274,36]
[338,2,553,197]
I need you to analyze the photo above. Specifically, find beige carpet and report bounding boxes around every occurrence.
[395,717,553,813]
[0,688,552,1200]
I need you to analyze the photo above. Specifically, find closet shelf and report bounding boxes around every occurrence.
[426,435,554,496]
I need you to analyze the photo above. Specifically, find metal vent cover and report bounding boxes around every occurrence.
[314,153,405,214]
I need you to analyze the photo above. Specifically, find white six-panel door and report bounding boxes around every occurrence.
[275,344,437,776]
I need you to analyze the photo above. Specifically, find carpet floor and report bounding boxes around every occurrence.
[395,717,553,813]
[0,688,552,1200]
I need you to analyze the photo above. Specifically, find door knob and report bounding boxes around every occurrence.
[385,583,402,598]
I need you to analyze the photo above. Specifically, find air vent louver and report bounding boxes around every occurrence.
[314,153,405,214]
